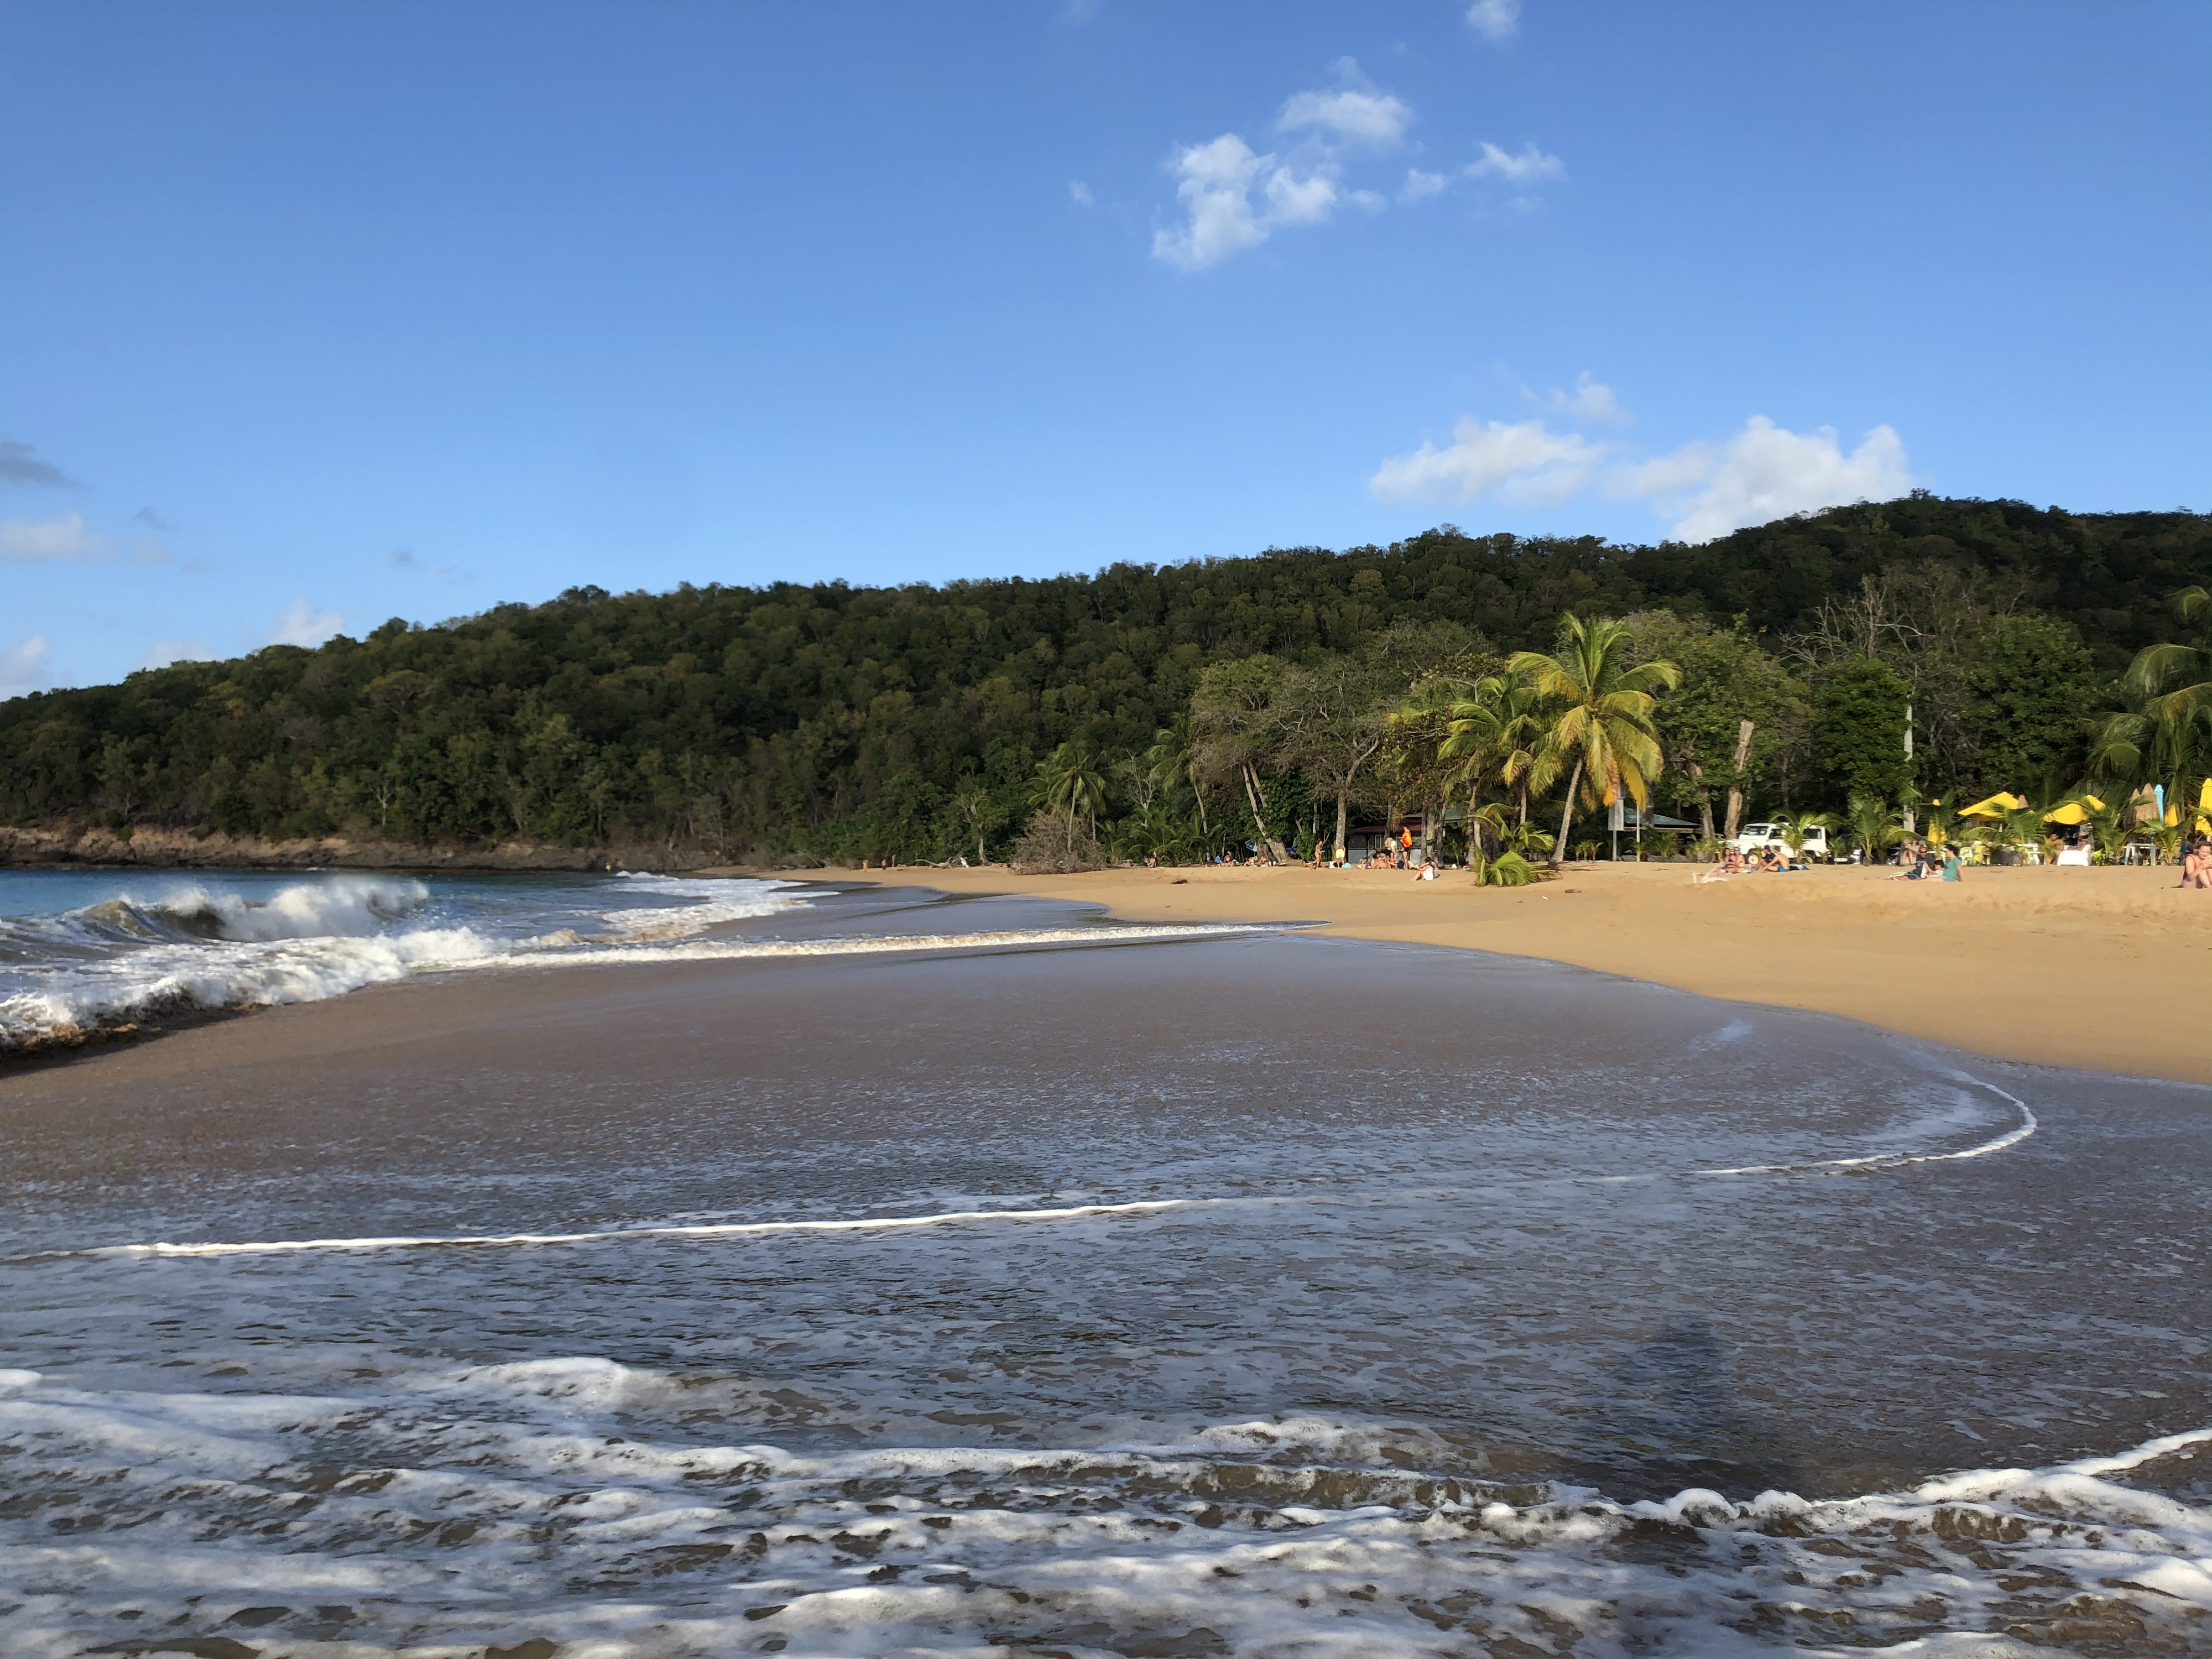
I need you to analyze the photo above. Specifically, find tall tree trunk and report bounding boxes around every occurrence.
[1334,787,1349,865]
[1723,719,1756,839]
[1551,755,1585,864]
[1240,764,1267,841]
[1902,701,1916,831]
[1689,762,1715,841]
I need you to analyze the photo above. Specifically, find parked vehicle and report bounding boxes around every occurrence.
[1728,822,1829,860]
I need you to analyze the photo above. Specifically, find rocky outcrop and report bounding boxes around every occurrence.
[0,823,721,873]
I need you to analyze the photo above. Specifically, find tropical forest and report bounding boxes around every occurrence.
[3,493,2209,870]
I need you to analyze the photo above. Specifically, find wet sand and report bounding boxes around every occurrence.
[806,861,2212,1086]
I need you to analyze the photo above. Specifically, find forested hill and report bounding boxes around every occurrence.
[4,494,2208,864]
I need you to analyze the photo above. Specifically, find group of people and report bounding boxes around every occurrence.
[1716,844,1807,875]
[1888,839,1965,883]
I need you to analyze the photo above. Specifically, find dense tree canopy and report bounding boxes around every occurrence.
[3,495,2207,863]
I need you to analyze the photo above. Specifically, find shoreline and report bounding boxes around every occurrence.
[745,861,2212,1087]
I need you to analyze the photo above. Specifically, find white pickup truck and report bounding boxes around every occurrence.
[1729,822,1830,859]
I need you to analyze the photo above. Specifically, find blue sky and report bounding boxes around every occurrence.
[4,1,2207,694]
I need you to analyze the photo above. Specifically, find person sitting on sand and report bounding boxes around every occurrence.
[2180,838,2209,889]
[1942,848,1963,883]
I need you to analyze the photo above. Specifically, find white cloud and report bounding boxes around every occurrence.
[0,510,171,564]
[1371,399,1916,541]
[269,600,346,648]
[1155,63,1429,271]
[1068,179,1093,207]
[1370,418,1604,508]
[1277,86,1412,149]
[1465,0,1521,42]
[1614,417,1916,542]
[0,511,105,562]
[1152,134,1340,271]
[1533,372,1629,425]
[0,635,53,697]
[135,638,213,672]
[1469,142,1566,184]
[1400,168,1449,204]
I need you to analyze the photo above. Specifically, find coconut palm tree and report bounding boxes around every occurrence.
[1507,616,1680,864]
[1441,675,1557,831]
[1142,716,1209,837]
[1772,809,1840,862]
[2092,588,2212,815]
[1036,740,1110,855]
[1846,791,1903,862]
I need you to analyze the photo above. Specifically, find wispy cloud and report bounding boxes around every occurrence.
[1469,142,1566,184]
[0,511,171,565]
[1276,85,1412,149]
[133,506,175,533]
[1068,179,1094,207]
[1371,398,1917,542]
[269,601,346,648]
[0,635,53,698]
[383,547,465,582]
[1464,0,1521,43]
[1531,372,1629,425]
[1400,169,1449,204]
[0,512,105,561]
[1371,418,1604,509]
[0,437,73,489]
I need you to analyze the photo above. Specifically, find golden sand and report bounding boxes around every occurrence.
[818,861,2212,1085]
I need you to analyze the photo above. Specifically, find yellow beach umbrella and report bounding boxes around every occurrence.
[2042,795,2104,827]
[1958,792,2026,818]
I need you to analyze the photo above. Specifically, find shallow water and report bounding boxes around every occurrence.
[2,892,2209,1656]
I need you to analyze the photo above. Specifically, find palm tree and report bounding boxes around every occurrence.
[1036,740,1110,854]
[1442,675,1557,831]
[2123,586,2212,813]
[1846,791,1902,862]
[1142,716,1209,837]
[1772,809,1840,862]
[1507,616,1680,864]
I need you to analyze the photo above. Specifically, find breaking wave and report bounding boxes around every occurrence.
[1,1358,2203,1657]
[0,872,805,1051]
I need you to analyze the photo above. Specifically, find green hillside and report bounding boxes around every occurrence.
[4,494,2208,863]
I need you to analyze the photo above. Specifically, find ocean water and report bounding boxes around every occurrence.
[0,868,812,1050]
[2,894,2209,1657]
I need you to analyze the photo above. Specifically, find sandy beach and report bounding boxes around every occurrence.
[789,860,2212,1086]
